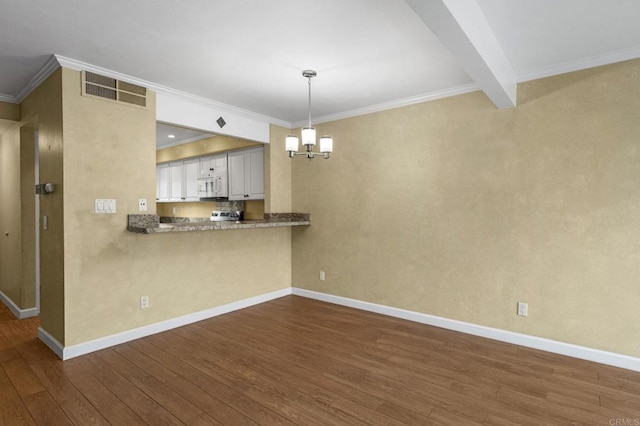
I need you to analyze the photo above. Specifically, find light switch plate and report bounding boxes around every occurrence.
[95,199,116,214]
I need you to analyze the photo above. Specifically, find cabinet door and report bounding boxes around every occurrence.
[170,162,184,201]
[212,153,227,172]
[156,164,170,201]
[228,151,246,200]
[246,147,264,199]
[183,158,200,201]
[228,146,264,200]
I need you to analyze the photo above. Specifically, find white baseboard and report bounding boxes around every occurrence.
[38,327,64,359]
[292,288,640,373]
[0,290,39,319]
[49,288,292,360]
[34,285,640,371]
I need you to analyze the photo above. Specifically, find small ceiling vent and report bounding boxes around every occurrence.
[82,71,147,108]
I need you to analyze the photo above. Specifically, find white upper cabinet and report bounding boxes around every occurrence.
[228,146,264,200]
[157,158,200,202]
[183,158,199,201]
[156,163,170,201]
[198,153,227,178]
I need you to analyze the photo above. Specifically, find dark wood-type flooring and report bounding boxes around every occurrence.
[1,295,640,424]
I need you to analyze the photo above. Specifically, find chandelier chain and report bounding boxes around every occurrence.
[308,76,313,128]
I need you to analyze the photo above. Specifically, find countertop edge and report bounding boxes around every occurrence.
[127,214,310,234]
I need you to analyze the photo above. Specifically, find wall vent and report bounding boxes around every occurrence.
[82,71,147,108]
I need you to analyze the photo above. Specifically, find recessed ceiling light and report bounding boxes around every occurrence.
[168,134,175,139]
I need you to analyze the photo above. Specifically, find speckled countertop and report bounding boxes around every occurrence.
[127,213,310,234]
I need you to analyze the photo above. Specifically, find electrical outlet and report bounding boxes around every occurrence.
[517,302,528,317]
[319,271,325,281]
[140,295,149,309]
[138,198,148,212]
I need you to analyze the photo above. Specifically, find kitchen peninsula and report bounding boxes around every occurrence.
[127,213,310,234]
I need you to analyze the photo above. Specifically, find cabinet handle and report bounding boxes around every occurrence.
[244,194,249,198]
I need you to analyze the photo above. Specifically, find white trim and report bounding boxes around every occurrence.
[0,290,39,319]
[517,46,640,83]
[406,0,515,108]
[0,93,17,103]
[292,83,479,128]
[55,287,292,360]
[15,55,61,103]
[292,288,640,373]
[54,55,291,129]
[38,327,64,359]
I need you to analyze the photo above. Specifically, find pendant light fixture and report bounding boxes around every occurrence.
[286,70,333,159]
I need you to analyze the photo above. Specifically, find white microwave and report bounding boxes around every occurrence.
[198,173,228,199]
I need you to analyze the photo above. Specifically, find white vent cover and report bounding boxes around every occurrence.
[82,71,147,108]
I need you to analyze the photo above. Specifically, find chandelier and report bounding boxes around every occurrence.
[286,70,333,159]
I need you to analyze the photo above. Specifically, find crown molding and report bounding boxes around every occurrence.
[0,93,17,103]
[16,48,639,129]
[54,55,291,128]
[517,46,640,83]
[15,54,61,103]
[292,83,480,128]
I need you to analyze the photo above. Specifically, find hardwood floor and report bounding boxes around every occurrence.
[1,295,640,425]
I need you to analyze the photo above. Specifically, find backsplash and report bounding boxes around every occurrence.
[216,200,245,211]
[155,199,264,220]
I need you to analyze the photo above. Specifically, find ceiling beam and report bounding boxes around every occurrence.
[405,0,516,108]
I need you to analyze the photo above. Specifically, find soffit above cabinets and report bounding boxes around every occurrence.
[156,123,212,150]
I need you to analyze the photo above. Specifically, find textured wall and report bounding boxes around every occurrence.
[0,101,19,121]
[265,124,292,214]
[61,68,291,346]
[0,121,22,307]
[292,59,640,357]
[19,127,36,308]
[20,69,65,342]
[156,134,260,163]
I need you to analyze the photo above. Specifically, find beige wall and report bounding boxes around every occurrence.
[20,128,36,308]
[0,120,22,306]
[265,124,292,213]
[61,68,291,346]
[156,134,260,163]
[292,59,640,357]
[0,123,39,312]
[20,68,65,342]
[0,101,19,121]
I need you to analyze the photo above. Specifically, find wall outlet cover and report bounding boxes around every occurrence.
[517,302,528,317]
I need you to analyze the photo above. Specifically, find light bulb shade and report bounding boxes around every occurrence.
[320,136,333,153]
[302,126,316,146]
[285,135,299,152]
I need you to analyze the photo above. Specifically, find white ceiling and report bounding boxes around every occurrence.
[1,0,640,127]
[156,123,213,149]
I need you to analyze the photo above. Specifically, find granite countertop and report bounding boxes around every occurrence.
[127,213,310,234]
